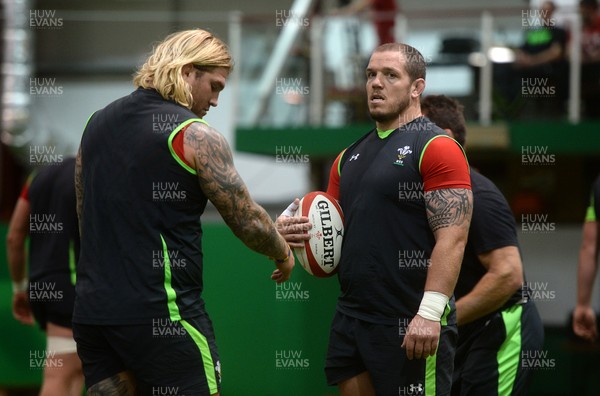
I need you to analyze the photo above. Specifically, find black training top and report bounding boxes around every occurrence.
[28,157,79,284]
[73,88,208,325]
[455,170,524,341]
[521,26,567,56]
[335,117,469,325]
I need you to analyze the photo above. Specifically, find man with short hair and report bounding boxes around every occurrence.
[421,94,544,396]
[281,43,473,395]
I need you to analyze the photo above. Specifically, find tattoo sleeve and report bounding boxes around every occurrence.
[87,373,135,395]
[424,188,473,232]
[75,145,84,236]
[184,122,287,258]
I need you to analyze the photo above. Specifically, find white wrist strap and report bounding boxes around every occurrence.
[12,278,28,293]
[417,291,449,322]
[280,200,299,217]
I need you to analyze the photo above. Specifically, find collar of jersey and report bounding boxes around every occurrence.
[376,128,396,139]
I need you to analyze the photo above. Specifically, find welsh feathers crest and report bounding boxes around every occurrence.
[393,146,412,166]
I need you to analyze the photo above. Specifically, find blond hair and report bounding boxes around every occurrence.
[133,29,233,109]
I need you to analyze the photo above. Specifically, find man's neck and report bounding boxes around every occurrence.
[376,110,422,132]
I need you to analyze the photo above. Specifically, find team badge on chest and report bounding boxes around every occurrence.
[393,146,412,166]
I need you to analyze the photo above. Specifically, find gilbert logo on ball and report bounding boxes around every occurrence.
[293,191,344,277]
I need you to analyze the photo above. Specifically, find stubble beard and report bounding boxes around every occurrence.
[368,97,411,127]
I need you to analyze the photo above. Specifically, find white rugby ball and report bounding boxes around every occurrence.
[293,191,344,278]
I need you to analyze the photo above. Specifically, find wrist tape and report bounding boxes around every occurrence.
[417,291,449,322]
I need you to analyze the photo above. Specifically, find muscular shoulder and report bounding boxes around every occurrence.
[182,121,232,171]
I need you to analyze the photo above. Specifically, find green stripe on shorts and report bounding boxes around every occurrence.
[180,319,218,394]
[425,352,437,396]
[425,302,451,395]
[160,234,181,321]
[69,239,76,286]
[497,304,523,395]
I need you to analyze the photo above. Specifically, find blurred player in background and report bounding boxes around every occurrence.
[421,95,544,396]
[336,0,399,45]
[74,29,293,396]
[577,0,600,118]
[513,1,568,116]
[6,156,83,396]
[280,43,473,395]
[573,174,600,342]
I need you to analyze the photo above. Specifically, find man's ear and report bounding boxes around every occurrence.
[443,128,455,140]
[412,78,426,98]
[181,63,195,77]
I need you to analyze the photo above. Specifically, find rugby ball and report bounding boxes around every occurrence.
[293,191,344,278]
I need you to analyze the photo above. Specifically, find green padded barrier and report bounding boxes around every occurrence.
[0,223,45,388]
[201,223,339,395]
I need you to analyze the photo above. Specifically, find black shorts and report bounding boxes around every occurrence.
[325,311,457,396]
[28,274,75,330]
[73,313,221,395]
[452,301,544,396]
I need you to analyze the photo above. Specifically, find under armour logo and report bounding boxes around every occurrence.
[409,383,423,392]
[349,154,360,161]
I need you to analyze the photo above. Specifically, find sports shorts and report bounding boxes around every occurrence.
[29,274,75,330]
[73,312,221,395]
[452,301,544,395]
[325,310,457,396]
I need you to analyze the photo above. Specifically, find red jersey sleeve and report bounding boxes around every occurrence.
[326,150,346,201]
[19,174,34,201]
[171,125,193,168]
[419,136,471,192]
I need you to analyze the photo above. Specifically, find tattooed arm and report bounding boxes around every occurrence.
[402,187,472,360]
[87,372,136,395]
[424,187,473,297]
[183,122,291,265]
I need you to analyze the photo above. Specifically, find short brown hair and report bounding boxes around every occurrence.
[421,95,466,146]
[373,43,426,82]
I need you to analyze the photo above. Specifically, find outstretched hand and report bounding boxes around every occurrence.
[271,253,295,284]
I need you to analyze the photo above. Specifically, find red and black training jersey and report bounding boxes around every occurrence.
[327,116,471,325]
[74,88,208,325]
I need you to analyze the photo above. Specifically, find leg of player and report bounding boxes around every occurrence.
[60,351,84,396]
[39,322,83,396]
[339,371,376,396]
[87,372,136,395]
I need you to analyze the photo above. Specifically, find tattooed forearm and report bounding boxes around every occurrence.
[75,145,84,236]
[87,373,135,395]
[184,122,287,258]
[425,188,473,232]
